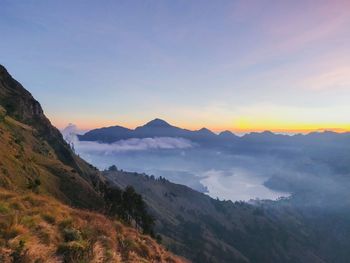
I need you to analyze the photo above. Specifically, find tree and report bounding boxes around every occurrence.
[108,165,118,172]
[105,185,155,236]
[28,178,41,193]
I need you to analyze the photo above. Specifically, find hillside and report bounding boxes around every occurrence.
[104,169,330,263]
[0,188,185,263]
[0,65,105,209]
[2,64,350,263]
[0,65,187,262]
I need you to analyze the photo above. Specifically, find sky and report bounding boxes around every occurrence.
[0,0,350,133]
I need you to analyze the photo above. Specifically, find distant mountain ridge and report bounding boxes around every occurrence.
[78,118,238,144]
[78,118,350,147]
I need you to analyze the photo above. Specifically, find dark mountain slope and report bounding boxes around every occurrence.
[77,125,133,143]
[104,169,331,263]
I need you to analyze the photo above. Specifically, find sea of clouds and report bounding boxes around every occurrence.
[61,124,290,201]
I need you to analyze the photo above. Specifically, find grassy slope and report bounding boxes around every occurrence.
[0,188,186,263]
[0,108,103,209]
[0,66,188,262]
[0,65,105,209]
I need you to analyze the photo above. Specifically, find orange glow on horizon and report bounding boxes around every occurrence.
[52,117,350,135]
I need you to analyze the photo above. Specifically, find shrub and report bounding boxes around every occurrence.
[63,227,82,242]
[37,228,51,245]
[3,225,24,239]
[27,178,41,193]
[20,216,37,229]
[138,242,151,258]
[57,240,91,263]
[156,234,162,244]
[0,202,10,214]
[10,201,25,211]
[108,165,118,172]
[59,218,73,229]
[42,214,56,224]
[0,107,6,122]
[10,240,29,263]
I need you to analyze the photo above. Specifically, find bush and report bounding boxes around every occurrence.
[108,165,118,172]
[27,178,41,193]
[20,216,37,229]
[0,107,6,122]
[63,227,82,242]
[42,214,56,224]
[0,202,10,214]
[10,240,29,263]
[59,218,73,229]
[3,225,23,240]
[57,240,91,263]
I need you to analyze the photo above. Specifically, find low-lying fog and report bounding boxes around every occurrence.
[62,126,350,203]
[63,130,290,201]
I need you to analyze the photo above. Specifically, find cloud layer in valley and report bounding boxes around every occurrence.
[62,123,194,152]
[76,137,194,153]
[61,125,350,204]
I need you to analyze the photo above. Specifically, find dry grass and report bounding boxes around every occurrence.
[0,110,105,210]
[0,188,187,263]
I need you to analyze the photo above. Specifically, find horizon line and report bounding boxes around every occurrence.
[56,118,350,136]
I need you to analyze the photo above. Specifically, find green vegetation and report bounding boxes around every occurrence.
[0,106,5,122]
[105,185,155,236]
[27,178,41,193]
[105,169,350,263]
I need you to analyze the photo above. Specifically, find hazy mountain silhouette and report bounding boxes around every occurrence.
[78,118,224,144]
[78,119,350,153]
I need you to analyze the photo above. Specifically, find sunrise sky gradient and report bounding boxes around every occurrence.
[1,0,350,133]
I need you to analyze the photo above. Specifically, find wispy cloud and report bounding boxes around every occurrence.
[76,137,194,153]
[304,67,350,91]
[61,126,194,154]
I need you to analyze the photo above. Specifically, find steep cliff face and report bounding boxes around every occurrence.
[0,65,106,209]
[0,65,105,194]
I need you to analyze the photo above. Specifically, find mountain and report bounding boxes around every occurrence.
[104,169,350,263]
[0,65,186,262]
[78,118,236,145]
[0,188,186,262]
[142,118,173,128]
[134,118,190,138]
[77,125,133,143]
[218,130,236,138]
[0,65,106,209]
[79,119,350,148]
[4,64,350,263]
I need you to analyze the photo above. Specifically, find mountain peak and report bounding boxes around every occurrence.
[144,118,172,127]
[197,127,215,135]
[0,64,8,75]
[261,130,275,135]
[219,130,236,137]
